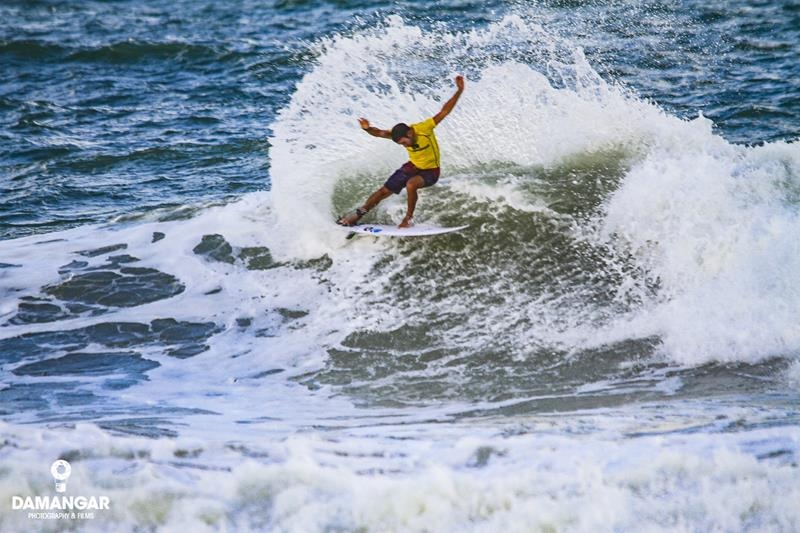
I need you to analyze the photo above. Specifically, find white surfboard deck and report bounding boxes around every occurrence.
[340,223,468,237]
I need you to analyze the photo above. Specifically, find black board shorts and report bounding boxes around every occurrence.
[384,162,440,194]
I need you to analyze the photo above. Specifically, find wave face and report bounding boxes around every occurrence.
[268,14,800,384]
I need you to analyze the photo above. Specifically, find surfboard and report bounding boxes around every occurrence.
[340,223,468,238]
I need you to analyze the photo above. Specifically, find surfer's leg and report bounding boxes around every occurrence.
[337,186,392,226]
[400,176,425,227]
[363,186,393,211]
[337,163,411,226]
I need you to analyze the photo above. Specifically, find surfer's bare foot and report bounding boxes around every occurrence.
[336,214,357,226]
[398,216,413,228]
[337,207,367,226]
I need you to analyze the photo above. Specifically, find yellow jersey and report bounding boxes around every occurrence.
[406,117,440,170]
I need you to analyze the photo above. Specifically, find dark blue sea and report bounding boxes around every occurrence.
[2,1,799,531]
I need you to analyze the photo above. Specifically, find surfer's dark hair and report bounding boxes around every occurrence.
[391,123,411,142]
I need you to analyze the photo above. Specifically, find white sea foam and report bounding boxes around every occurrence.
[1,409,798,532]
[598,122,800,364]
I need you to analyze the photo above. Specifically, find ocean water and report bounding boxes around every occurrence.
[2,1,800,531]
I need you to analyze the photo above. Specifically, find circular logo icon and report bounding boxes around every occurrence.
[50,460,72,493]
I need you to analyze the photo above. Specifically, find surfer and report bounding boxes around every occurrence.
[337,75,465,228]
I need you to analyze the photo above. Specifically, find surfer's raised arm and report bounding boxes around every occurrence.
[339,75,466,228]
[358,118,392,139]
[433,75,465,125]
